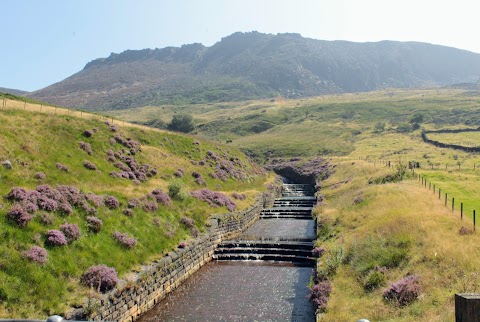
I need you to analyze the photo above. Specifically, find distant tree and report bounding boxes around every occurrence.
[374,122,386,133]
[167,114,195,133]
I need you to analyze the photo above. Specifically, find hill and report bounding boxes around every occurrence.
[29,32,480,110]
[0,87,28,96]
[0,100,268,318]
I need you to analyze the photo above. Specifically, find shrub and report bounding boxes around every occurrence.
[39,212,54,225]
[80,141,93,155]
[309,281,331,311]
[45,230,68,246]
[55,163,69,172]
[312,247,325,258]
[6,187,28,201]
[167,114,195,133]
[86,216,103,233]
[459,226,474,235]
[123,208,132,217]
[85,193,104,208]
[104,196,120,209]
[37,196,58,212]
[21,201,38,214]
[58,203,73,215]
[60,223,81,242]
[34,172,46,180]
[153,217,161,227]
[142,200,158,212]
[127,198,140,209]
[6,205,34,227]
[83,130,94,138]
[112,231,137,248]
[383,275,420,306]
[151,189,171,206]
[364,268,387,291]
[23,246,48,264]
[83,161,97,170]
[180,217,195,228]
[191,188,236,212]
[232,192,246,200]
[81,265,118,292]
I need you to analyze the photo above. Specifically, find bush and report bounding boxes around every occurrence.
[55,163,69,172]
[23,246,48,264]
[309,281,332,311]
[39,212,54,225]
[232,192,246,200]
[167,114,195,133]
[86,216,103,233]
[151,189,171,206]
[81,265,118,292]
[34,172,46,180]
[45,230,68,247]
[6,205,34,227]
[179,217,195,228]
[383,275,420,306]
[364,267,387,291]
[104,196,120,209]
[83,161,97,170]
[112,231,137,248]
[168,181,186,200]
[191,188,236,212]
[60,223,81,242]
[312,247,325,258]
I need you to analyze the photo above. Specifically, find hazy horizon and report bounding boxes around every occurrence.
[2,0,479,92]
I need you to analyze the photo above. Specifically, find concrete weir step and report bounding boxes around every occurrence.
[214,240,315,265]
[260,214,312,220]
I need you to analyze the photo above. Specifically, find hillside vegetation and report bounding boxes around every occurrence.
[0,101,269,318]
[315,160,480,321]
[29,32,480,110]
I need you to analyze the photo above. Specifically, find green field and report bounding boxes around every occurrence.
[427,131,480,147]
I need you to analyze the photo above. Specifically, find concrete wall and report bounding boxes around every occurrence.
[75,184,281,322]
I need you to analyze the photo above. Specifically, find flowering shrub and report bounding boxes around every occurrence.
[86,216,103,233]
[6,205,34,227]
[23,246,48,264]
[79,141,93,155]
[127,198,140,209]
[81,265,118,292]
[39,212,54,225]
[179,217,195,228]
[309,281,332,311]
[85,193,104,208]
[178,242,187,249]
[142,200,158,212]
[83,130,94,138]
[123,208,133,216]
[312,247,326,258]
[153,217,161,227]
[173,169,184,177]
[151,189,171,206]
[55,163,69,172]
[83,161,97,170]
[21,201,38,214]
[60,223,81,242]
[6,187,28,201]
[104,196,120,209]
[191,188,236,212]
[45,230,68,246]
[383,275,420,306]
[112,231,137,248]
[34,172,46,180]
[37,196,58,212]
[58,203,73,215]
[232,192,246,200]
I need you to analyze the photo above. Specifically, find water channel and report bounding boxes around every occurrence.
[138,184,317,322]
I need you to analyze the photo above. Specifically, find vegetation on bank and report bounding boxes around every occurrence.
[0,105,269,318]
[314,160,480,321]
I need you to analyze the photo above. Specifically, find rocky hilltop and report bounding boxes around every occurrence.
[29,31,480,110]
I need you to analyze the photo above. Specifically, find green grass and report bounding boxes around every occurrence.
[0,106,268,318]
[427,131,480,147]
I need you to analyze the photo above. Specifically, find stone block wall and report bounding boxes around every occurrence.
[81,183,281,322]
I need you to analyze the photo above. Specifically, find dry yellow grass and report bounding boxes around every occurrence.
[317,160,480,321]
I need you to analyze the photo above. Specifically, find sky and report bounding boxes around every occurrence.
[1,0,479,92]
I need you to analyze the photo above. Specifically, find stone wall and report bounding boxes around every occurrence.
[79,183,281,322]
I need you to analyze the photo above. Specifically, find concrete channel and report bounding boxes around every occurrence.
[137,184,317,321]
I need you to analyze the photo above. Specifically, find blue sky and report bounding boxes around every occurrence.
[1,0,479,91]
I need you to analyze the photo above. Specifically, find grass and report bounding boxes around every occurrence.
[315,160,480,321]
[0,102,269,318]
[427,131,480,147]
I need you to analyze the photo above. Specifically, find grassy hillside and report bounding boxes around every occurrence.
[315,160,479,321]
[0,103,269,318]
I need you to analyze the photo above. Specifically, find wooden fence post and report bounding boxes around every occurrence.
[433,184,436,193]
[474,210,476,232]
[461,203,463,220]
[445,193,448,207]
[439,188,441,200]
[452,198,455,212]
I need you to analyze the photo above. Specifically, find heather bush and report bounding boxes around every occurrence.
[383,275,420,306]
[37,196,58,212]
[34,172,46,180]
[86,216,103,233]
[55,163,69,172]
[79,141,93,155]
[142,200,158,212]
[83,130,94,138]
[104,196,120,209]
[6,205,34,227]
[81,265,118,292]
[459,226,474,235]
[39,212,54,225]
[6,187,28,201]
[127,198,140,208]
[195,176,206,185]
[21,201,38,214]
[112,231,137,248]
[23,246,48,264]
[312,247,326,258]
[173,169,184,177]
[58,203,73,215]
[45,230,68,247]
[232,192,246,200]
[123,208,133,216]
[178,242,187,249]
[192,171,201,179]
[180,216,195,228]
[153,217,161,227]
[60,223,81,242]
[191,188,236,212]
[86,193,104,208]
[353,195,365,204]
[309,281,332,311]
[151,189,171,206]
[83,161,97,170]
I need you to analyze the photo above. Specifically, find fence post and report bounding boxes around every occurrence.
[439,188,441,200]
[461,203,463,220]
[474,210,476,232]
[452,198,455,212]
[445,193,448,207]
